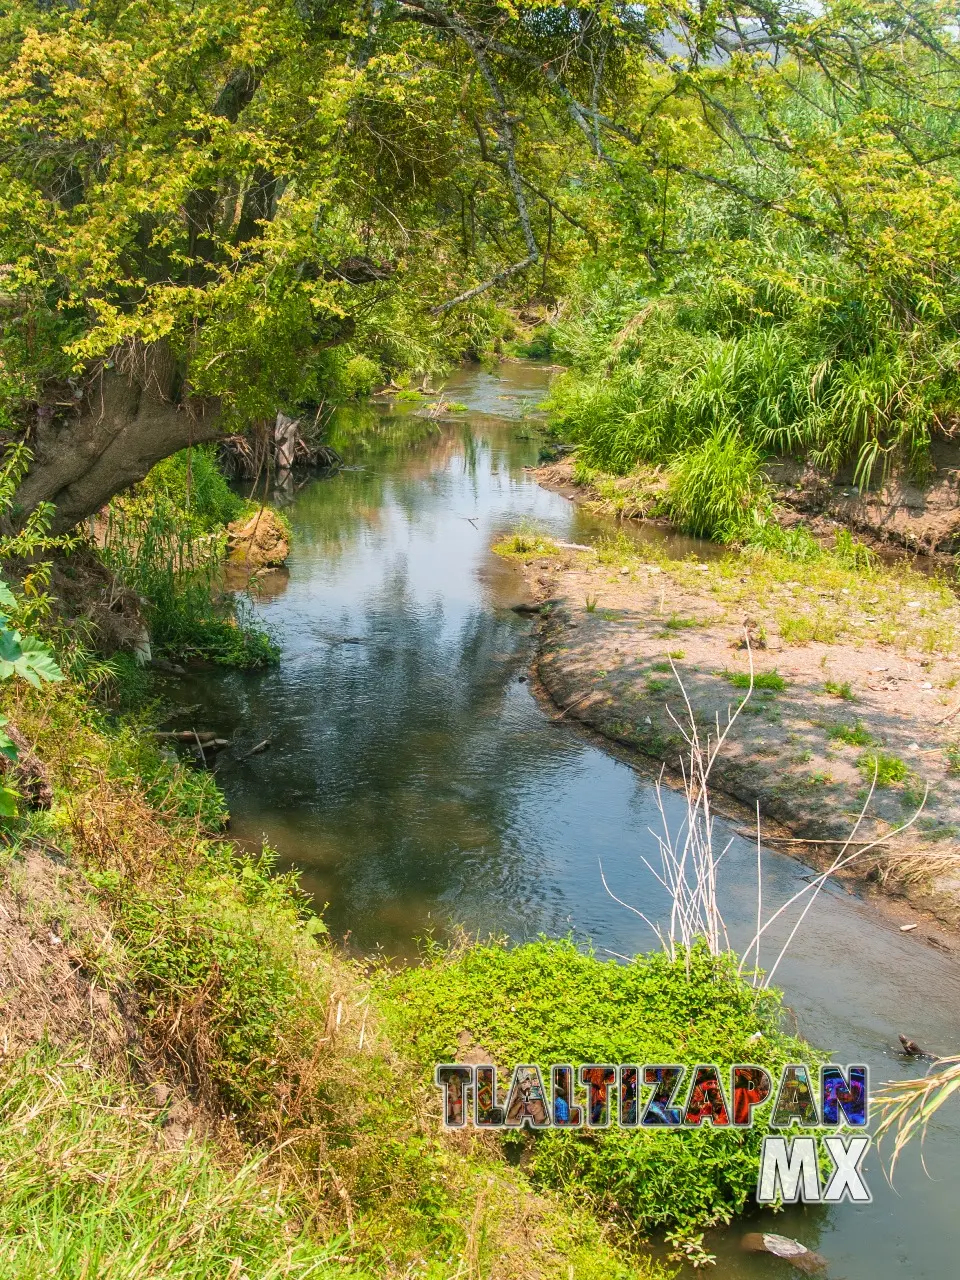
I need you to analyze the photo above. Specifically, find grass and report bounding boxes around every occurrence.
[493,526,560,558]
[545,501,957,663]
[857,750,909,786]
[0,673,671,1280]
[542,246,956,545]
[0,1047,359,1280]
[824,680,856,700]
[722,669,786,691]
[101,449,279,669]
[828,720,874,747]
[664,613,699,631]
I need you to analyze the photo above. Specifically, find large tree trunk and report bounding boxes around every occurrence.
[16,342,222,534]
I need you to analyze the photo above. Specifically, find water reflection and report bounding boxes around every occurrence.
[172,365,960,1279]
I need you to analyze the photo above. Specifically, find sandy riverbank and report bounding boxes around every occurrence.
[501,468,960,934]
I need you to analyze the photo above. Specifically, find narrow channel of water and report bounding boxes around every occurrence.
[172,363,960,1278]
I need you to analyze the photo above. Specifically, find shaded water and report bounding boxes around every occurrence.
[174,364,960,1278]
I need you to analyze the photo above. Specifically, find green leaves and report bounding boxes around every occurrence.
[0,621,63,687]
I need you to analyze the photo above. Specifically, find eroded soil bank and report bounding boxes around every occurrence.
[511,463,960,931]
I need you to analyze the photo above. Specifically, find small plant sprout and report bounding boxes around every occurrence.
[828,721,874,747]
[585,594,598,612]
[723,669,786,691]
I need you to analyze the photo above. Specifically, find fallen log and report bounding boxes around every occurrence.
[155,730,219,744]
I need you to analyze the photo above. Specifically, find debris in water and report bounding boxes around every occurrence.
[898,1033,928,1057]
[741,1233,826,1272]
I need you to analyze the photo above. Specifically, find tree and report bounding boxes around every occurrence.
[1,0,956,530]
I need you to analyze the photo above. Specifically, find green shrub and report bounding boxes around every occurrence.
[143,446,244,533]
[377,939,814,1234]
[340,353,381,398]
[514,324,555,359]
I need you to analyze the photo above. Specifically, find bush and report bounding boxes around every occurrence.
[144,446,244,533]
[376,939,815,1233]
[666,430,770,541]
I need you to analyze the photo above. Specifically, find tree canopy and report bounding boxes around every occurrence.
[0,0,958,526]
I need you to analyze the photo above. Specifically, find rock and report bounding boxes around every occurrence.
[226,507,289,569]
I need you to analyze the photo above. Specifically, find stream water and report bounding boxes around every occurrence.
[173,363,960,1278]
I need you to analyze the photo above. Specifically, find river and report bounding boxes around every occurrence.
[172,362,960,1278]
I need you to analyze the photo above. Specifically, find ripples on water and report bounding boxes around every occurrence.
[173,364,960,1278]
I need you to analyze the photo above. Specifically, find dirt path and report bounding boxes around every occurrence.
[501,471,960,930]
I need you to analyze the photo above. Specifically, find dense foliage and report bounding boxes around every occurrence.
[1,0,957,532]
[379,938,815,1233]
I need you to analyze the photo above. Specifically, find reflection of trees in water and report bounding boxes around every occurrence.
[327,402,439,460]
[289,410,540,563]
[237,559,560,941]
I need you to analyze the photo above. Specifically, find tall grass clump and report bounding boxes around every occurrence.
[101,501,276,669]
[666,429,768,541]
[144,444,245,532]
[0,1047,358,1280]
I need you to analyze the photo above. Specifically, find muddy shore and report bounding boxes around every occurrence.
[507,464,960,934]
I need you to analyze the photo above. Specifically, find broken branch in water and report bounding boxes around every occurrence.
[551,690,593,722]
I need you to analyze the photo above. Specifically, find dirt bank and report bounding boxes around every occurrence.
[500,483,960,932]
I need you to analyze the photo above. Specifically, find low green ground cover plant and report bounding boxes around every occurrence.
[857,751,909,786]
[723,670,786,692]
[377,938,814,1234]
[828,721,874,747]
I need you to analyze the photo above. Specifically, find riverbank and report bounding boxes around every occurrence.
[502,464,960,932]
[0,675,677,1280]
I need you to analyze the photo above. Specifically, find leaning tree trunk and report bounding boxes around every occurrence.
[14,341,222,534]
